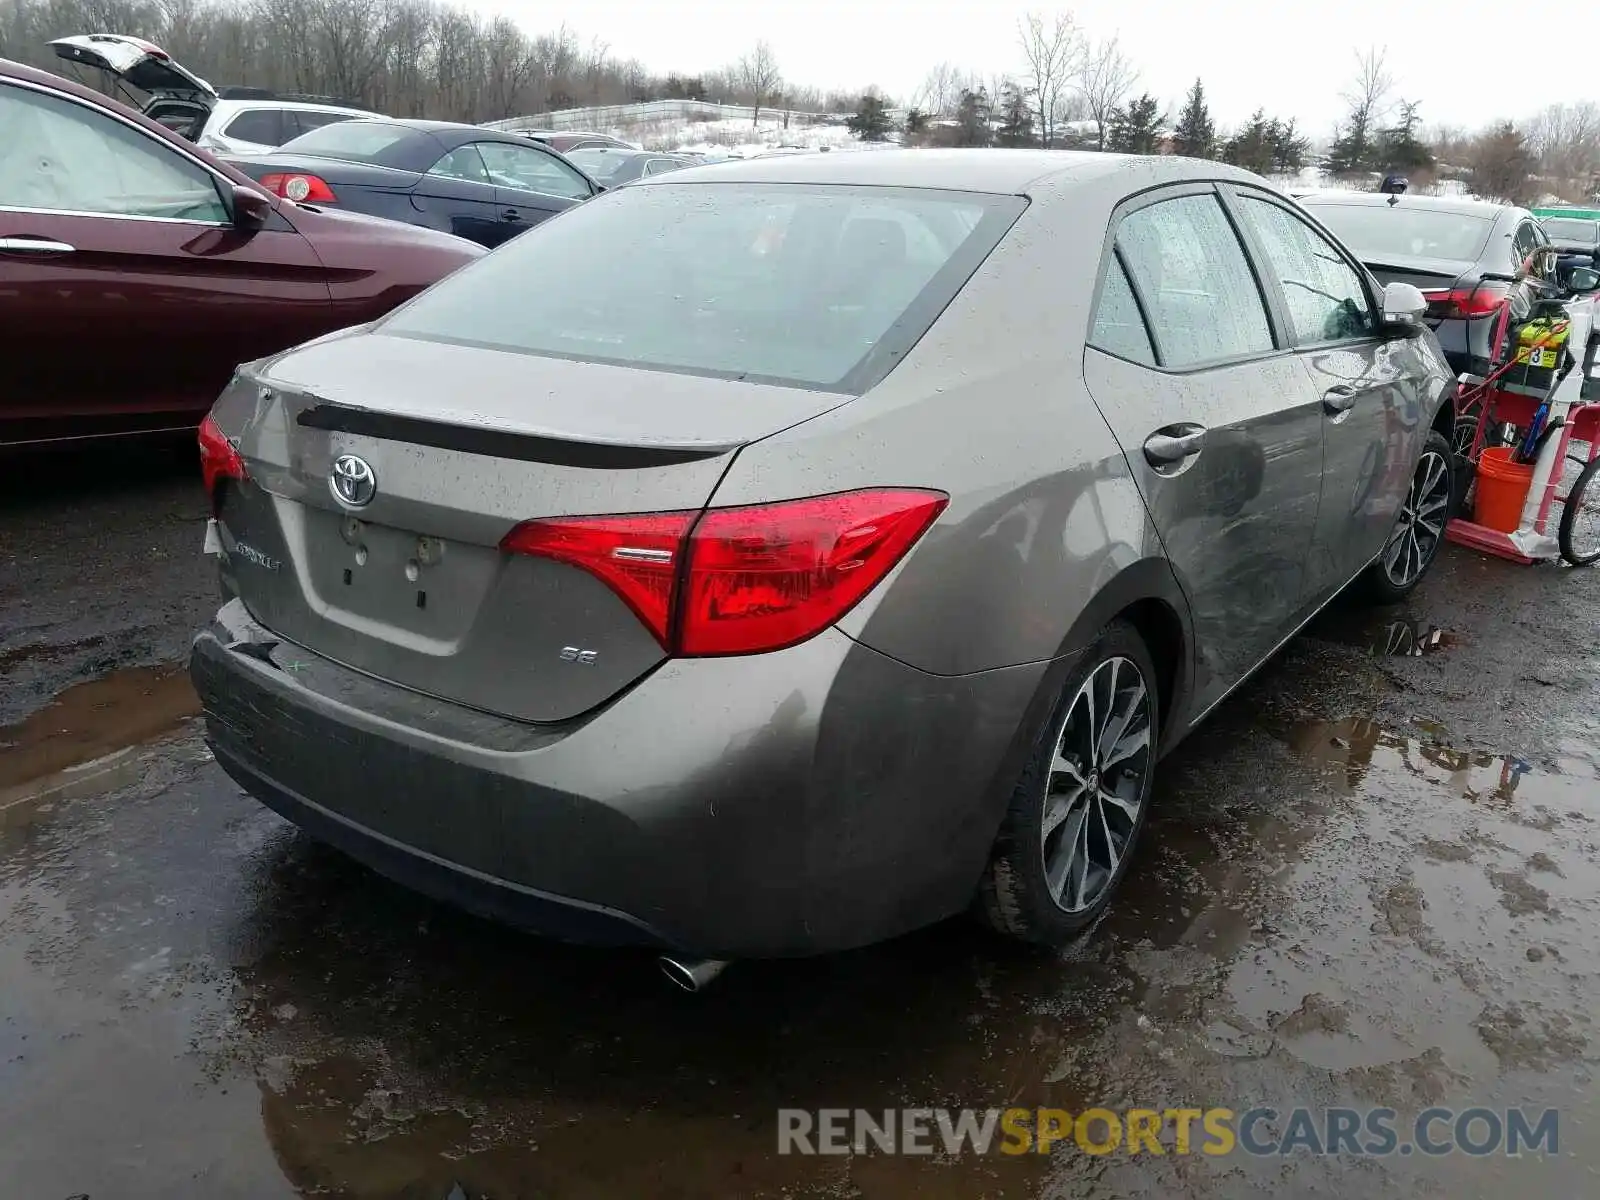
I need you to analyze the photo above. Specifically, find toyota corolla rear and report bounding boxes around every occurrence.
[190,177,1037,958]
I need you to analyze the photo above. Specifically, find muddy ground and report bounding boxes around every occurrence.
[1,446,1596,1198]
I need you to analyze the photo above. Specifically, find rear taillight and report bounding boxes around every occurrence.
[197,414,246,510]
[500,511,694,648]
[1424,281,1508,319]
[500,489,948,656]
[259,173,337,203]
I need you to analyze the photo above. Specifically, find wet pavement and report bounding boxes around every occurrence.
[2,447,1597,1198]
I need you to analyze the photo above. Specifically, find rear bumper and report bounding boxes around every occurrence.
[192,600,1055,957]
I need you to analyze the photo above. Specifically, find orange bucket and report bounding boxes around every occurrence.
[1473,446,1535,533]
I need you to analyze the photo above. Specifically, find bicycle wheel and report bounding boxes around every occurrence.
[1558,456,1600,566]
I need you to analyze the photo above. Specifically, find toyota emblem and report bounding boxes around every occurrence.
[330,453,377,508]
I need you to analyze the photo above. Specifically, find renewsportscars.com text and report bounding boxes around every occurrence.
[777,1106,1559,1157]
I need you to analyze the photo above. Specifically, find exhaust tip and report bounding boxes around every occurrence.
[658,955,728,993]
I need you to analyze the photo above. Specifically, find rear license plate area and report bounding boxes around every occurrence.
[303,510,496,637]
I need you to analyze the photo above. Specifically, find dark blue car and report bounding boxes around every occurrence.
[226,119,602,248]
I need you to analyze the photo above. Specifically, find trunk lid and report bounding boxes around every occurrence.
[212,329,849,723]
[49,34,216,105]
[1360,252,1469,292]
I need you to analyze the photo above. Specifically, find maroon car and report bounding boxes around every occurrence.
[0,58,485,447]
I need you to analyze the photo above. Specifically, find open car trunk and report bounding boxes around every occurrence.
[49,33,215,138]
[211,331,850,724]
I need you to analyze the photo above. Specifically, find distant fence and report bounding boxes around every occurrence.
[481,99,841,132]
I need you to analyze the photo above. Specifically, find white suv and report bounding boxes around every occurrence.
[48,33,375,154]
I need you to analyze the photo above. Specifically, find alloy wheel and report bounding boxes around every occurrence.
[1383,450,1450,587]
[1040,656,1154,914]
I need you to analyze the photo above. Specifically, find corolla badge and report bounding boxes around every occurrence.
[330,453,377,508]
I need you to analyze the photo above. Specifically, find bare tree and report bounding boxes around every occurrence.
[915,61,966,119]
[1017,11,1081,148]
[1076,35,1137,151]
[1527,101,1600,194]
[735,39,781,125]
[1343,46,1392,143]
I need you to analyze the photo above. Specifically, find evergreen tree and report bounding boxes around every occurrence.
[953,87,992,148]
[995,83,1035,148]
[1378,100,1434,172]
[846,93,893,142]
[1267,117,1310,174]
[1326,116,1378,176]
[1221,109,1275,175]
[1107,93,1165,155]
[1172,77,1215,159]
[903,108,930,138]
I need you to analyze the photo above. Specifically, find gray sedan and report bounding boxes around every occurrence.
[565,146,696,187]
[190,149,1456,985]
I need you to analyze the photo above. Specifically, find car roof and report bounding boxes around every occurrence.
[214,97,373,117]
[1298,191,1515,218]
[358,118,553,146]
[635,148,1266,196]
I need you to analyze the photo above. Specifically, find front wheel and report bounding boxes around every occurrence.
[979,620,1159,946]
[1559,456,1600,566]
[1363,430,1454,603]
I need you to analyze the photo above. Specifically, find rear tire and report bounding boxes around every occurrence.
[1558,456,1600,566]
[979,620,1159,947]
[1363,430,1454,603]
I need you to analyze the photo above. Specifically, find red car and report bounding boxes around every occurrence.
[0,58,485,447]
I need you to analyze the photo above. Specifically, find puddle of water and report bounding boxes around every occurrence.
[0,664,199,812]
[1306,607,1461,659]
[1282,716,1534,803]
[1369,620,1457,658]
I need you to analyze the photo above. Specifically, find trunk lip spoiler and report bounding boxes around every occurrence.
[295,403,734,469]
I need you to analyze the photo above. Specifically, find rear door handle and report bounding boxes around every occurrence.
[1323,384,1360,413]
[500,208,523,222]
[0,236,75,254]
[1142,425,1207,466]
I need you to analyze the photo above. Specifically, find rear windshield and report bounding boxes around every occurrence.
[275,119,414,165]
[381,182,1026,392]
[1301,202,1494,263]
[1542,217,1599,243]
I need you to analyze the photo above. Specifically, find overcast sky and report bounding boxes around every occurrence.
[482,0,1569,137]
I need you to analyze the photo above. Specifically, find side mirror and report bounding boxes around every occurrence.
[1380,281,1428,335]
[230,183,272,231]
[1568,266,1600,293]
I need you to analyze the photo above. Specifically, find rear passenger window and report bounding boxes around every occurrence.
[292,110,358,136]
[1116,194,1274,368]
[223,108,283,146]
[1089,258,1155,364]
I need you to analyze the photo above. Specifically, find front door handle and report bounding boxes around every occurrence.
[1142,425,1207,466]
[0,236,76,254]
[1323,384,1360,413]
[500,208,523,222]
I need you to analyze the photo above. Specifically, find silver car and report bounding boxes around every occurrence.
[191,150,1456,980]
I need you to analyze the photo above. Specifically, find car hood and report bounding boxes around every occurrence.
[49,33,215,102]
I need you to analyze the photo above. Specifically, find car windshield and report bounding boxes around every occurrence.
[274,120,414,165]
[1543,217,1598,243]
[1302,202,1495,263]
[565,149,635,181]
[381,183,1025,392]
